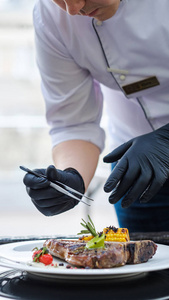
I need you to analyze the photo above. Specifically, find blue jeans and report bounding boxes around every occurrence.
[111,164,169,232]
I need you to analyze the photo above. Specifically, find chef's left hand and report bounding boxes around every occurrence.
[103,123,169,208]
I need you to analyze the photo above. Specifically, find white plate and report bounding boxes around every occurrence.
[0,240,168,280]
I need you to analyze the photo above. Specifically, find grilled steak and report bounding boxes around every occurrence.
[44,239,157,269]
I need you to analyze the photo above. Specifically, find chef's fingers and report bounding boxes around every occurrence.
[108,161,140,204]
[27,186,62,200]
[46,165,63,182]
[140,172,167,204]
[103,140,132,163]
[120,161,153,208]
[104,157,128,192]
[23,169,49,189]
[32,197,68,208]
[31,199,76,216]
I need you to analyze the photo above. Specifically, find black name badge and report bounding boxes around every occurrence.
[122,76,160,95]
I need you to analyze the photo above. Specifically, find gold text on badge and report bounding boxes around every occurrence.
[122,76,160,95]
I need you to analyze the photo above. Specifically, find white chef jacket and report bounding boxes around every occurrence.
[33,0,169,152]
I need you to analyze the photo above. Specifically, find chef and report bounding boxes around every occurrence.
[23,0,169,232]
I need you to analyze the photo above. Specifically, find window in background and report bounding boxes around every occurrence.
[0,0,118,238]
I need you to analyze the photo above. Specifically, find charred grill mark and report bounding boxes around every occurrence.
[127,242,135,264]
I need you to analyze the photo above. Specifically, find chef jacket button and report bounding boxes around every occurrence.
[119,75,126,81]
[96,20,102,26]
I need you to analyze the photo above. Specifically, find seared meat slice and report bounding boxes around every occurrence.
[126,240,157,264]
[43,239,86,260]
[66,242,129,268]
[44,239,157,269]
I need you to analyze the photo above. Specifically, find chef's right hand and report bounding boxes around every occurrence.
[23,165,85,216]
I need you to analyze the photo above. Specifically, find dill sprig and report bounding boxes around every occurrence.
[77,215,98,237]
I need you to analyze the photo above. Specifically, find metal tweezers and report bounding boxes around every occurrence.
[20,166,94,206]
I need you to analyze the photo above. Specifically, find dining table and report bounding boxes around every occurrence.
[0,233,169,300]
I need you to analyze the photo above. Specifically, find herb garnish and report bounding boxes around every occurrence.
[77,215,97,237]
[77,215,105,249]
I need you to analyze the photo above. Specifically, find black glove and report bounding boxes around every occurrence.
[23,165,85,216]
[103,123,169,208]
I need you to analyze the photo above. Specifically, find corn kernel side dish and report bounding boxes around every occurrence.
[103,226,130,242]
[79,226,130,243]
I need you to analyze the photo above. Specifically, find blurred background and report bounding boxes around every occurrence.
[0,0,118,239]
